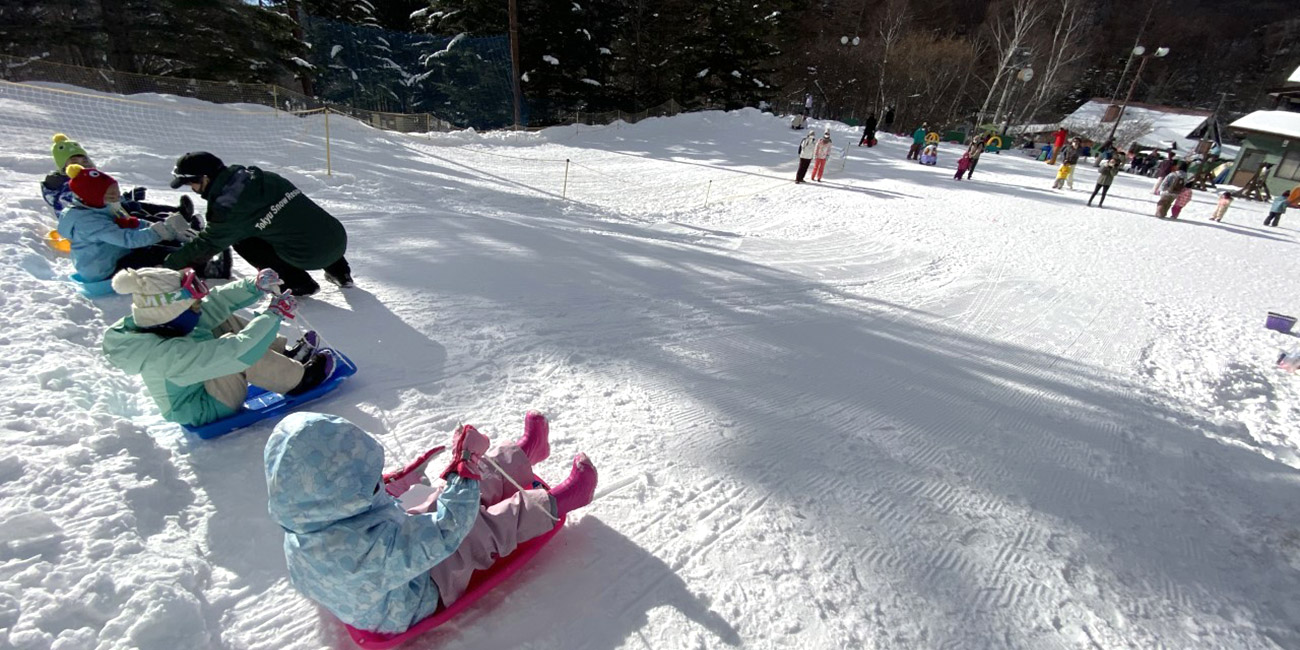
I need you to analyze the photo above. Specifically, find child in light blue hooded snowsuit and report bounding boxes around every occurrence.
[264,411,597,634]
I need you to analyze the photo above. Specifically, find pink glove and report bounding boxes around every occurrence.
[266,293,297,319]
[383,445,446,497]
[440,424,490,481]
[255,268,283,294]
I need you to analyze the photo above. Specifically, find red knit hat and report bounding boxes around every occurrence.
[66,164,118,208]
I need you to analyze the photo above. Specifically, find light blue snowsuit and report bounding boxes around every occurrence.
[264,413,481,634]
[57,198,163,282]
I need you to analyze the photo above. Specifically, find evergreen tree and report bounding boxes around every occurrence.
[0,0,304,84]
[675,0,795,110]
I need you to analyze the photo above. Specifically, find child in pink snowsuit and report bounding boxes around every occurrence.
[954,154,971,180]
[265,411,597,634]
[1211,192,1233,222]
[811,130,832,182]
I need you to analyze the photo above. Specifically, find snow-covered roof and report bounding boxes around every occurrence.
[1289,65,1300,85]
[1063,99,1210,151]
[1229,110,1300,141]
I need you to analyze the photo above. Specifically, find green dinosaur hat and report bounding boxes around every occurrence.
[51,133,88,171]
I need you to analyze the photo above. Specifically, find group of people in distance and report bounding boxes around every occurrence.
[785,117,1300,227]
[40,134,600,638]
[795,128,835,183]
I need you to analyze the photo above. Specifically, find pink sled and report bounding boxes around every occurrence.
[344,476,566,650]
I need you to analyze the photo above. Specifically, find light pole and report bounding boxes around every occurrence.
[1103,45,1169,147]
[508,0,523,130]
[990,47,1032,131]
[836,35,861,119]
[1000,67,1034,136]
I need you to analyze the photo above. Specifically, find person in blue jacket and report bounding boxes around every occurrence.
[264,411,598,634]
[1265,189,1291,227]
[57,165,197,282]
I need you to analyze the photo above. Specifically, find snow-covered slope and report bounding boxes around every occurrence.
[2,80,1300,650]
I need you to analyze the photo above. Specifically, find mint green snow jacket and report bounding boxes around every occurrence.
[102,279,283,426]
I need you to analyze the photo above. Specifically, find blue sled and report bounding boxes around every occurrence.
[183,351,358,439]
[71,273,116,298]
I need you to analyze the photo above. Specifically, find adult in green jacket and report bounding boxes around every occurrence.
[164,152,353,297]
[907,122,929,161]
[102,268,334,427]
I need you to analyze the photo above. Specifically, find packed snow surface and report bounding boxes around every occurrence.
[2,81,1300,649]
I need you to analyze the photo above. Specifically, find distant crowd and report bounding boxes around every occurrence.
[788,112,1300,227]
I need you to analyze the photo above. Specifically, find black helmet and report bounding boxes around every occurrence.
[169,151,225,188]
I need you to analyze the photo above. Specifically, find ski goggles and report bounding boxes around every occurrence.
[180,268,209,301]
[170,172,204,189]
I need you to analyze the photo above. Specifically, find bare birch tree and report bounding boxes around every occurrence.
[977,0,1045,126]
[1015,0,1092,125]
[874,0,909,115]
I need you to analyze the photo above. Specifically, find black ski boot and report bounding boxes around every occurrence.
[288,350,337,396]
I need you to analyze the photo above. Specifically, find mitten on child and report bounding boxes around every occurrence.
[148,213,197,241]
[164,213,197,241]
[440,424,490,480]
[266,293,298,319]
[255,268,283,294]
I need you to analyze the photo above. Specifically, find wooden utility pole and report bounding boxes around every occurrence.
[508,0,523,130]
[1188,91,1228,191]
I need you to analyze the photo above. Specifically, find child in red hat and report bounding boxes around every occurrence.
[56,165,198,283]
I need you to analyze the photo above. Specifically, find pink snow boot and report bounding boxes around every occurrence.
[549,453,597,517]
[518,410,550,465]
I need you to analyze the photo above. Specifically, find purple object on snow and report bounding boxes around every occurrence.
[1266,312,1297,333]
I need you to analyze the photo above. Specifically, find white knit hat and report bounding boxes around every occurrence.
[111,268,196,327]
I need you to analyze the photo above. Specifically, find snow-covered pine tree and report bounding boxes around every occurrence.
[419,0,613,123]
[674,0,794,110]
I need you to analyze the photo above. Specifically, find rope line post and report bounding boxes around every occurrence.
[562,159,570,199]
[324,107,333,177]
[271,84,278,117]
[705,180,712,206]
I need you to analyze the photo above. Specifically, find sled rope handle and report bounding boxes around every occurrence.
[271,291,409,460]
[481,454,561,522]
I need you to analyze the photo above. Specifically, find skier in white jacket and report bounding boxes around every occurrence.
[796,131,818,184]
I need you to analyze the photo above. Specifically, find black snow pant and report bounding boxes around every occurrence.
[233,237,351,293]
[907,143,922,160]
[132,202,177,217]
[1088,184,1110,206]
[1265,211,1283,227]
[859,131,875,146]
[795,158,813,183]
[965,159,979,179]
[114,243,183,273]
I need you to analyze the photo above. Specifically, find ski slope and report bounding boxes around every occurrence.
[2,81,1300,649]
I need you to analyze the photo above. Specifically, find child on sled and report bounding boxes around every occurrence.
[264,411,599,634]
[101,267,335,427]
[919,142,939,166]
[57,165,199,283]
